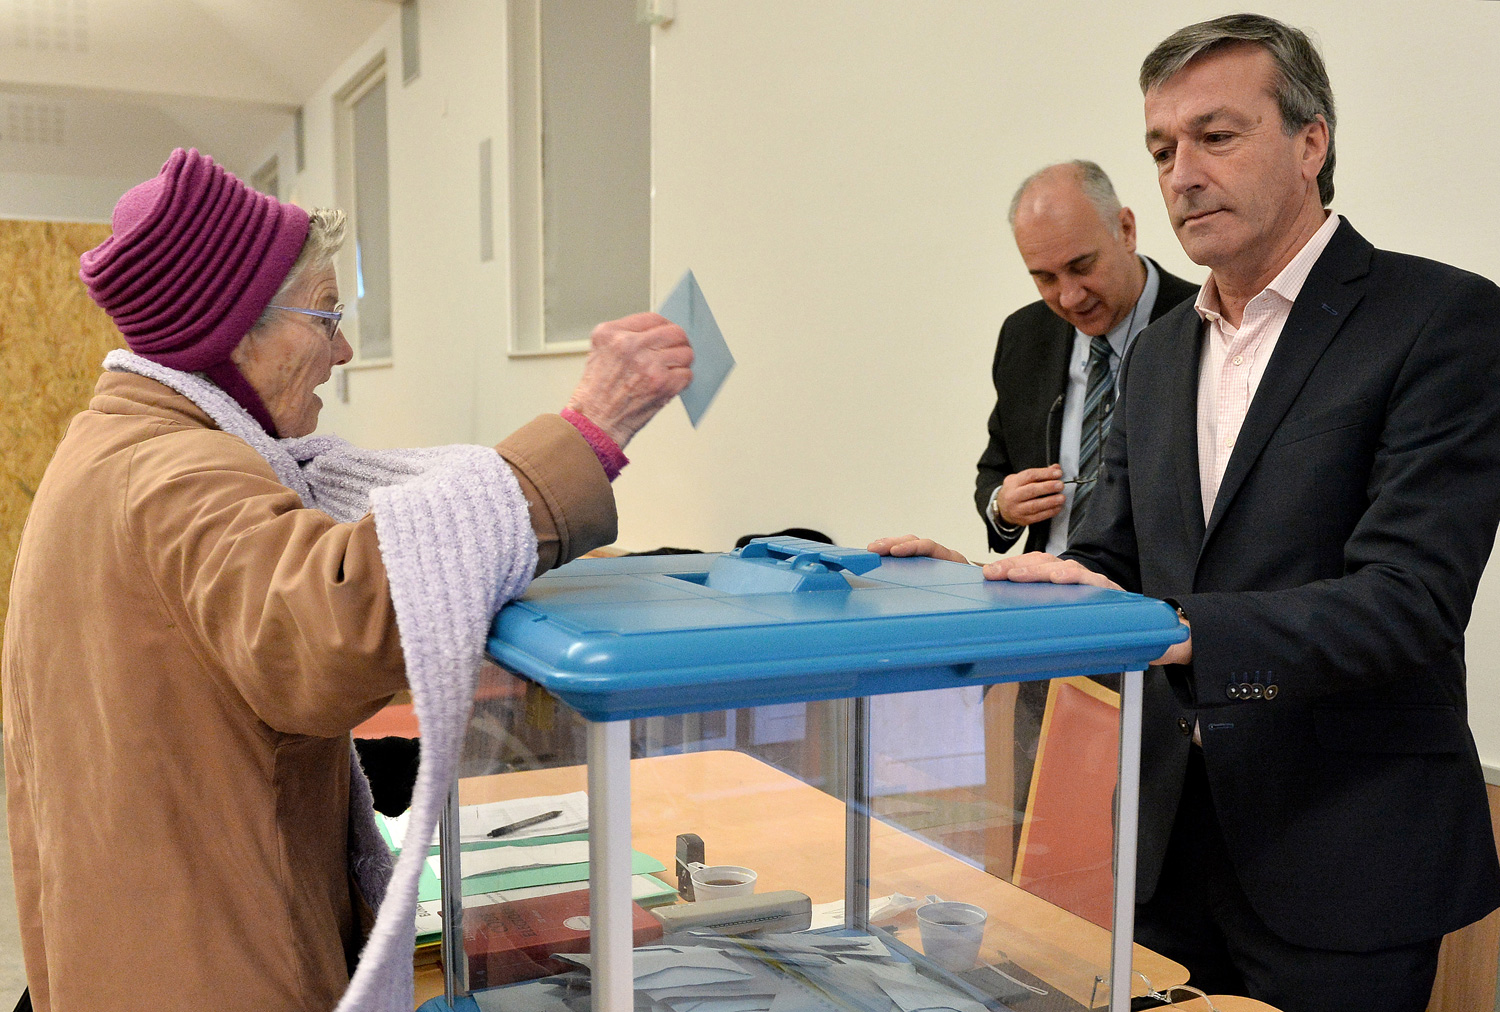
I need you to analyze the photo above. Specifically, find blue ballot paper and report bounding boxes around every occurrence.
[658,269,734,426]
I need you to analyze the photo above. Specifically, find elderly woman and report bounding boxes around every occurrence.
[2,149,691,1012]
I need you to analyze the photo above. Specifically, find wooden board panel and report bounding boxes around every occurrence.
[1426,781,1500,1011]
[0,219,119,721]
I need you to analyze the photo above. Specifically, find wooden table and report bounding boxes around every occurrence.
[1170,998,1283,1011]
[415,750,1188,1007]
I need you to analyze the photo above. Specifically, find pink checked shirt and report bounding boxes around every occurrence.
[1195,212,1342,521]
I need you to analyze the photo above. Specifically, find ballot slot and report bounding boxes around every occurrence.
[700,536,883,596]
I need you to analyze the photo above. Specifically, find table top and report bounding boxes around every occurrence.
[413,750,1188,1006]
[1170,998,1283,1011]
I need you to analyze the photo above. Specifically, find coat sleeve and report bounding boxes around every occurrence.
[127,415,619,737]
[976,320,1024,554]
[126,436,410,737]
[497,414,618,574]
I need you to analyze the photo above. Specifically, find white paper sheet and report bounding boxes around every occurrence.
[460,874,668,907]
[658,269,734,427]
[426,840,591,881]
[385,790,589,849]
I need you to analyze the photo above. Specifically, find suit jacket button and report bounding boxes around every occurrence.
[1249,683,1264,699]
[1226,684,1240,699]
[1177,716,1192,736]
[1264,684,1279,700]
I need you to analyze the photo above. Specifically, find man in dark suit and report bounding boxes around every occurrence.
[884,14,1500,1011]
[975,164,1198,854]
[976,161,1197,556]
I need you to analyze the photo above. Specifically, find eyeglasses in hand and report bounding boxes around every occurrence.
[1045,390,1117,489]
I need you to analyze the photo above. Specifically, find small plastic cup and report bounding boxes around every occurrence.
[688,863,757,900]
[917,900,987,972]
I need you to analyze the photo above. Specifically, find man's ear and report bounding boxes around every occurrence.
[1301,114,1330,185]
[1118,206,1138,253]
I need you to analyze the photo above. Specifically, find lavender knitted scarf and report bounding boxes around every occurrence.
[104,350,538,1011]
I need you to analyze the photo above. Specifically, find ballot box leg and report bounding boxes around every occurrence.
[440,777,468,1004]
[589,719,633,1012]
[1109,669,1144,1012]
[842,696,871,931]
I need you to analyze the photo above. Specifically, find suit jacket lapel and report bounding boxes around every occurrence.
[1144,258,1190,324]
[1044,313,1073,461]
[1202,221,1374,547]
[1163,310,1207,549]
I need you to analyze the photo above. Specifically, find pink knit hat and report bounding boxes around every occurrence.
[80,148,310,435]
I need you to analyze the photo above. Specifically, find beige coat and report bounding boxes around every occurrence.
[3,372,616,1011]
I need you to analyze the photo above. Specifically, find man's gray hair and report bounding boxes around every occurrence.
[251,207,347,332]
[1139,13,1336,206]
[1008,160,1124,236]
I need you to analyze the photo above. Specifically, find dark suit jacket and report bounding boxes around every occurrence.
[975,262,1200,553]
[1066,219,1500,952]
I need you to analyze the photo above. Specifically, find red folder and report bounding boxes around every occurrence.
[463,889,665,988]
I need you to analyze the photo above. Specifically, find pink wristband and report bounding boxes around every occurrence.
[561,408,629,482]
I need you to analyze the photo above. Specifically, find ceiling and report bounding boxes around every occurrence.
[0,0,399,196]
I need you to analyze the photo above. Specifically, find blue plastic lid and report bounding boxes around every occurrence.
[486,540,1186,721]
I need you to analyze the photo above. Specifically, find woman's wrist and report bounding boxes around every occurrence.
[561,407,629,481]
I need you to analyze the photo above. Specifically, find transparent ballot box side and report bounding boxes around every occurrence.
[410,538,1186,1012]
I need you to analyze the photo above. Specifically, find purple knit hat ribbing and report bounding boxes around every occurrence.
[80,148,310,435]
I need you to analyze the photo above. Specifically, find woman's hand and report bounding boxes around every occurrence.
[566,313,693,448]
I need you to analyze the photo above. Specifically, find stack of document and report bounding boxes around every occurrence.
[471,932,1009,1012]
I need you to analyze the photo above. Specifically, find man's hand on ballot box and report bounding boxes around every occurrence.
[867,535,971,565]
[867,537,1192,666]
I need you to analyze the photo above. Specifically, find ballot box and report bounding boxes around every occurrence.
[415,537,1187,1012]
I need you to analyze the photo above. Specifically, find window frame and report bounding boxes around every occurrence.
[334,55,395,369]
[504,0,650,358]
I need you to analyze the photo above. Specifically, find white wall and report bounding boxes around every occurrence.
[286,1,593,452]
[0,171,135,223]
[632,1,1500,761]
[282,2,1500,762]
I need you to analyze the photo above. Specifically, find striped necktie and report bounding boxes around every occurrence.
[1071,336,1115,532]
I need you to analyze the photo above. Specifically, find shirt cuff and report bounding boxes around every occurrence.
[560,408,630,482]
[986,486,1021,535]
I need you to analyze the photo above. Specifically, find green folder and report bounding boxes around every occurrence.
[375,817,671,903]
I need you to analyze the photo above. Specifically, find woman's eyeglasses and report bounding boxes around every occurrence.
[268,303,344,340]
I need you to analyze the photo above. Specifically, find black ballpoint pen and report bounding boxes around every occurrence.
[487,809,563,838]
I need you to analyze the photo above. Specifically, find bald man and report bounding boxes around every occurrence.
[976,160,1198,554]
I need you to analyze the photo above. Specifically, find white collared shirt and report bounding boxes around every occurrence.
[1195,212,1342,522]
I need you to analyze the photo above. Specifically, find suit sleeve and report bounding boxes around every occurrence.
[976,320,1024,553]
[1162,274,1500,704]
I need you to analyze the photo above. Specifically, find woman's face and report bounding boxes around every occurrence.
[231,264,353,437]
